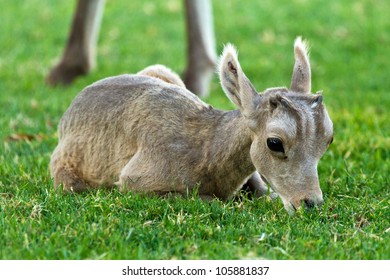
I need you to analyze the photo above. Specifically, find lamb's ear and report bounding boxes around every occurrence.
[219,44,259,116]
[290,37,311,93]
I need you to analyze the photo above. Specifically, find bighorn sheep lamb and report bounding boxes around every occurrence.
[50,37,334,214]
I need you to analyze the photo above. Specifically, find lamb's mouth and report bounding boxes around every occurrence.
[259,174,296,213]
[290,203,297,212]
[260,174,269,186]
[259,174,276,193]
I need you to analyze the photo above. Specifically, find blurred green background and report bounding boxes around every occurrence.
[0,0,388,259]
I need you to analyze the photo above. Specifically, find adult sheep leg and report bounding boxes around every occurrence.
[46,0,217,97]
[46,0,104,86]
[183,0,217,97]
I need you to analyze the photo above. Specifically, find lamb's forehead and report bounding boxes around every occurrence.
[262,87,289,95]
[262,87,317,104]
[262,88,333,139]
[266,112,298,139]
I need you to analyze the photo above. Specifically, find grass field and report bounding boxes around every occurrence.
[0,0,389,260]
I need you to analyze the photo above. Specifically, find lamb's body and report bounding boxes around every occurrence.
[51,39,333,214]
[50,74,255,199]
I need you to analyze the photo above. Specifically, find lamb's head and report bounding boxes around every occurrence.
[219,38,333,214]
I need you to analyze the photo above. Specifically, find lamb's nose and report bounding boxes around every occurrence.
[304,197,324,209]
[303,197,324,209]
[304,198,316,209]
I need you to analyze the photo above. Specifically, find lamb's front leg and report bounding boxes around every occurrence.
[116,153,151,193]
[116,152,181,196]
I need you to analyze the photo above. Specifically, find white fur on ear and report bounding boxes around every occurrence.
[218,43,242,107]
[221,43,238,60]
[218,43,259,115]
[291,36,312,93]
[294,36,310,64]
[218,43,239,77]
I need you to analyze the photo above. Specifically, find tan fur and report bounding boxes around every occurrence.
[137,65,186,88]
[50,37,333,214]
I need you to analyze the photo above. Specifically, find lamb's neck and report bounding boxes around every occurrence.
[207,110,256,195]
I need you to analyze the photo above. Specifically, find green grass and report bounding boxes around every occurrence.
[0,0,389,259]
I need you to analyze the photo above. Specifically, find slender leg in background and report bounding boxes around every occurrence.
[183,0,217,97]
[46,0,105,86]
[46,0,217,96]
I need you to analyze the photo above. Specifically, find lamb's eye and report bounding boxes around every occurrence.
[267,138,285,153]
[329,137,334,145]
